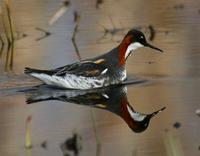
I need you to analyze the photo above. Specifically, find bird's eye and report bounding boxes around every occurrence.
[139,36,145,43]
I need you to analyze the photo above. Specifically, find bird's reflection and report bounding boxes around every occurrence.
[25,85,165,133]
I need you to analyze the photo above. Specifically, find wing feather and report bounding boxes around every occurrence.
[53,61,107,77]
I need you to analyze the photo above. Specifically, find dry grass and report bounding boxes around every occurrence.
[5,0,14,42]
[0,0,15,71]
[25,116,32,149]
[71,11,81,61]
[0,0,15,45]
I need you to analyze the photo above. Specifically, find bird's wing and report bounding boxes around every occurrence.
[53,60,108,77]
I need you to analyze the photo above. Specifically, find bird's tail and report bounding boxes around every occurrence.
[24,67,53,75]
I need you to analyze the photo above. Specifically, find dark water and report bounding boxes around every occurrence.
[0,0,200,156]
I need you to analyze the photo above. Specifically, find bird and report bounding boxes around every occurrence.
[24,29,163,90]
[25,84,166,133]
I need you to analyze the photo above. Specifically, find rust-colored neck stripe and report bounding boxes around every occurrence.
[119,97,133,128]
[118,35,132,66]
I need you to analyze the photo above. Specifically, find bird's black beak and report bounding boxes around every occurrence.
[146,42,163,53]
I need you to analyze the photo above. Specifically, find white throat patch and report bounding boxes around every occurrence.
[125,42,144,59]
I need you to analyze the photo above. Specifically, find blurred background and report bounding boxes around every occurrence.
[0,0,199,155]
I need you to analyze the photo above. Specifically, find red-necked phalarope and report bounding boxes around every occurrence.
[25,29,163,90]
[25,85,166,133]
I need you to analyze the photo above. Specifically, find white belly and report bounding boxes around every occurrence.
[31,73,106,90]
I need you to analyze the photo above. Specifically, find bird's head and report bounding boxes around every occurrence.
[119,29,163,62]
[126,29,163,51]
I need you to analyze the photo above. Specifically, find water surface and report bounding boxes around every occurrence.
[0,0,199,156]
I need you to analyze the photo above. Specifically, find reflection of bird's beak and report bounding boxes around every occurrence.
[146,42,163,53]
[150,107,166,118]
